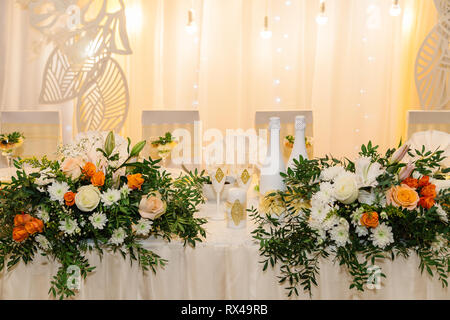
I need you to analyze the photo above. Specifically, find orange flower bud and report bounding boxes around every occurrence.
[91,171,105,187]
[13,226,29,242]
[420,184,436,198]
[14,213,32,227]
[360,212,379,228]
[83,162,97,178]
[64,191,76,206]
[418,197,435,209]
[127,173,144,190]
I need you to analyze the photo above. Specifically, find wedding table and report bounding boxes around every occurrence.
[0,168,448,300]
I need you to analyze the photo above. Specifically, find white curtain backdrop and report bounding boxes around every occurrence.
[0,0,438,158]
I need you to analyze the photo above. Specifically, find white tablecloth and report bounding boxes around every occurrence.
[0,168,448,300]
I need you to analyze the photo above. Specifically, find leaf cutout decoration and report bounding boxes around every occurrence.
[77,57,129,132]
[39,26,111,104]
[103,8,133,55]
[415,14,450,110]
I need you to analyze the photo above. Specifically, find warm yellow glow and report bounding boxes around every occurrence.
[126,5,143,33]
[402,6,414,32]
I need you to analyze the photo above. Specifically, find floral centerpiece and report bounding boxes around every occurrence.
[0,131,207,299]
[252,142,449,297]
[0,132,25,167]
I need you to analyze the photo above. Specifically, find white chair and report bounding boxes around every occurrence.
[0,110,62,163]
[407,110,450,139]
[255,110,314,162]
[405,130,450,168]
[141,110,200,167]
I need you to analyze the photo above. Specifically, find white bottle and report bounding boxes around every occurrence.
[259,117,286,195]
[287,116,308,170]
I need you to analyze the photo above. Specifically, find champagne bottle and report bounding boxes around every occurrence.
[259,117,286,195]
[287,115,308,170]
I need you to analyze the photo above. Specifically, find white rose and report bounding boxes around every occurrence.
[333,172,359,204]
[61,157,83,180]
[75,185,101,212]
[355,157,384,188]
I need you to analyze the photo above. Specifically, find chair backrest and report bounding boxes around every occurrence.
[0,110,62,160]
[407,110,450,139]
[255,110,314,162]
[141,110,200,166]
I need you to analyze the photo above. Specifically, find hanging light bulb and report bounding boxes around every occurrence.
[186,9,198,34]
[316,0,328,25]
[260,16,272,39]
[389,0,402,17]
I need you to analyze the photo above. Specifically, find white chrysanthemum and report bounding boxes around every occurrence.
[35,234,51,251]
[329,225,350,247]
[355,226,369,237]
[133,218,153,236]
[89,212,108,230]
[436,205,448,224]
[370,223,394,249]
[350,207,365,227]
[101,188,121,207]
[120,185,131,197]
[321,215,339,231]
[310,204,332,223]
[431,234,447,252]
[58,218,78,235]
[320,165,345,181]
[110,227,127,245]
[355,156,384,188]
[47,181,70,204]
[36,207,50,223]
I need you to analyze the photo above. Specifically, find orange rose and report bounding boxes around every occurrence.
[386,185,419,211]
[127,173,144,190]
[402,177,419,189]
[420,184,436,198]
[360,212,379,228]
[91,171,105,187]
[83,162,97,178]
[418,176,430,188]
[12,226,29,242]
[419,197,435,209]
[64,191,76,206]
[14,213,32,227]
[25,218,44,235]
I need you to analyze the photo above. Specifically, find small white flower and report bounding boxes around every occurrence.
[320,166,345,181]
[355,226,369,237]
[310,204,332,223]
[133,218,153,236]
[329,225,350,247]
[36,207,50,223]
[370,223,394,249]
[89,212,108,230]
[321,215,340,231]
[436,205,448,224]
[58,218,78,235]
[120,185,131,197]
[350,207,365,227]
[35,235,51,251]
[380,211,388,220]
[48,181,70,204]
[101,188,121,207]
[110,227,127,245]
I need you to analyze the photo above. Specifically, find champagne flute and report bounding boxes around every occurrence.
[234,164,253,192]
[208,166,227,221]
[0,138,23,168]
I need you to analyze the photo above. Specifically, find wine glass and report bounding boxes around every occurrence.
[0,138,23,168]
[208,165,227,221]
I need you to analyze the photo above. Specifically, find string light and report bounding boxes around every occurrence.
[389,0,402,17]
[260,15,272,39]
[186,9,198,34]
[316,0,329,25]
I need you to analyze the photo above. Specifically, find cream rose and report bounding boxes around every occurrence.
[333,172,359,204]
[139,192,167,220]
[61,157,83,180]
[75,185,101,212]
